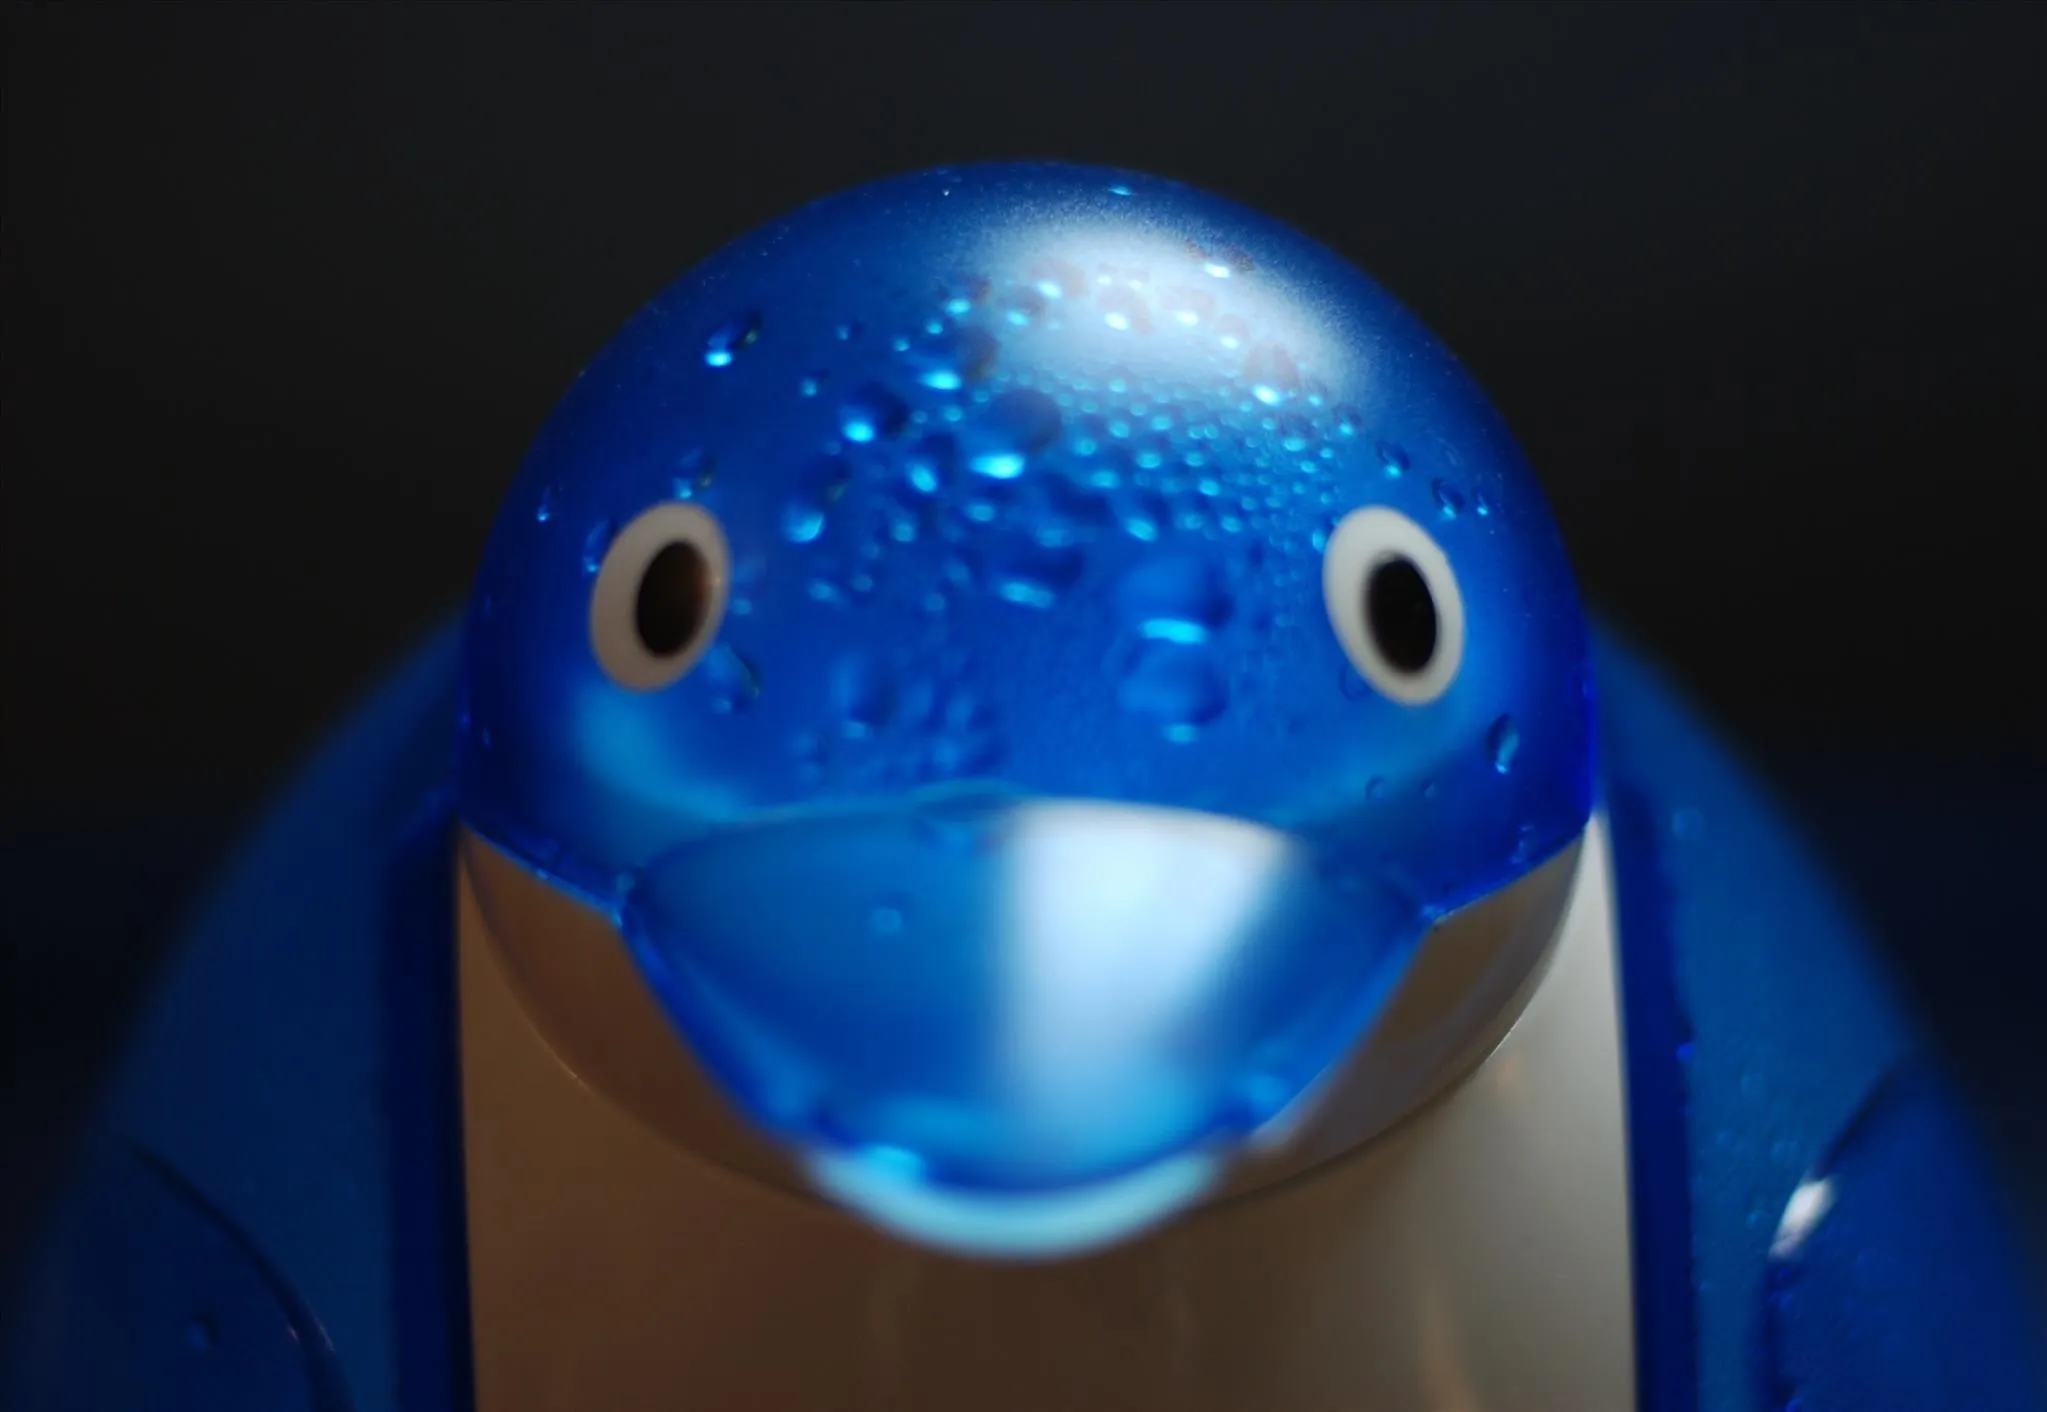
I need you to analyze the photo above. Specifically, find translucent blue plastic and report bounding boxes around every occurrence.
[456,163,1595,1200]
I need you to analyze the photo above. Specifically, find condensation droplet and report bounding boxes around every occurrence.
[1433,479,1465,519]
[904,433,958,496]
[831,653,896,733]
[534,486,556,523]
[1244,343,1302,406]
[1100,287,1152,334]
[782,501,826,544]
[1118,642,1229,731]
[967,389,1064,479]
[703,645,761,713]
[907,325,999,390]
[841,384,909,443]
[703,311,761,367]
[987,534,1083,609]
[1377,441,1409,478]
[1113,487,1168,542]
[1488,715,1521,774]
[581,518,617,573]
[1118,553,1233,644]
[781,455,851,544]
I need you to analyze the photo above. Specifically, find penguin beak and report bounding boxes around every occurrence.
[462,790,1580,1259]
[606,789,1422,1252]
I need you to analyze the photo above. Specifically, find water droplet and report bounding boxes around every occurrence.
[943,548,982,590]
[783,501,825,544]
[1278,414,1313,452]
[534,486,556,522]
[582,518,617,573]
[1214,314,1250,350]
[1334,406,1364,439]
[894,676,943,730]
[938,273,990,317]
[1159,286,1215,327]
[869,901,907,935]
[882,500,922,544]
[1244,343,1302,405]
[841,384,909,443]
[834,320,862,341]
[1106,182,1134,197]
[799,372,826,397]
[831,652,895,732]
[987,534,1084,609]
[1100,287,1152,334]
[1511,821,1538,864]
[1026,476,1109,547]
[1113,487,1169,541]
[931,730,1004,776]
[1028,258,1088,301]
[669,449,716,499]
[703,311,761,367]
[703,645,761,713]
[966,389,1063,479]
[1474,490,1494,517]
[1118,554,1233,644]
[781,454,852,544]
[1487,715,1521,774]
[1433,479,1465,519]
[903,433,958,496]
[1118,642,1228,730]
[1377,441,1409,478]
[907,325,999,390]
[1000,286,1047,327]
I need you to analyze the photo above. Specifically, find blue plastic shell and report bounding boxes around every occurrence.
[456,163,1595,1197]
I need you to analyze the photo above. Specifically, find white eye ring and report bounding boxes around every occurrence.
[589,502,731,692]
[1321,505,1464,706]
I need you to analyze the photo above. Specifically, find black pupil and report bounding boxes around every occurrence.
[635,541,710,657]
[1365,556,1438,674]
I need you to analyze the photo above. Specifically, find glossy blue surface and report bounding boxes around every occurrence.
[1596,642,2042,1412]
[2,1144,349,1412]
[457,163,1595,1201]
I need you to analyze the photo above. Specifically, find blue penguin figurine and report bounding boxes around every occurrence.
[4,164,2038,1412]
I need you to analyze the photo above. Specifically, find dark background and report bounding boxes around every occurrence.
[5,3,2044,1291]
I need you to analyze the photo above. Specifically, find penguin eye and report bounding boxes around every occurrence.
[1321,506,1464,705]
[589,502,731,691]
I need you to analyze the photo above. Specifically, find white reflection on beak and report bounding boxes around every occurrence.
[1000,802,1294,1138]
